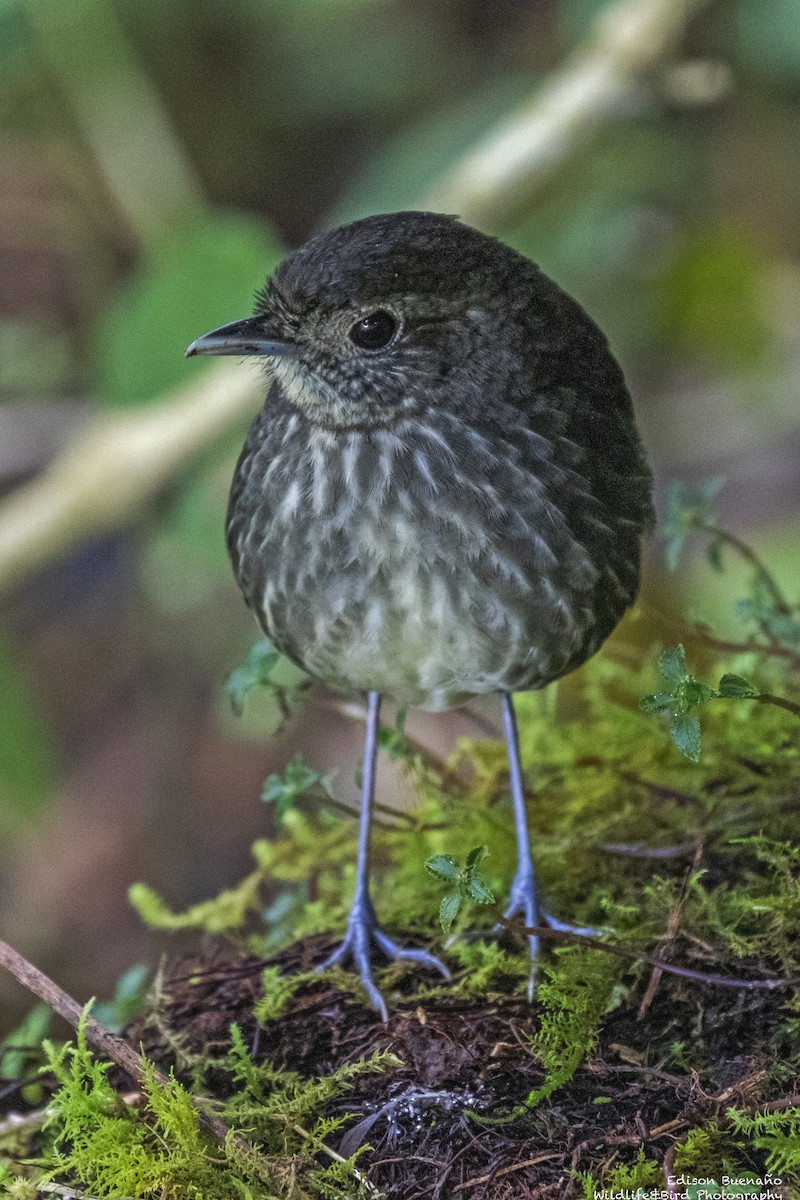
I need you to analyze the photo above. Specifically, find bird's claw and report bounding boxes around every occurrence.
[316,896,450,1022]
[496,870,603,1001]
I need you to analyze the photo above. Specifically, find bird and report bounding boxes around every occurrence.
[185,211,654,1021]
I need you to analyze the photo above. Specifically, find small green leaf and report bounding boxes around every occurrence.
[439,892,461,933]
[670,712,702,762]
[227,641,281,715]
[465,845,489,870]
[425,854,460,882]
[717,673,762,699]
[658,644,686,685]
[467,878,496,905]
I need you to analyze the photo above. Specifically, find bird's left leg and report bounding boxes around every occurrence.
[500,691,598,999]
[315,690,450,1021]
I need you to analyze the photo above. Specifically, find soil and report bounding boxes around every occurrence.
[124,934,789,1199]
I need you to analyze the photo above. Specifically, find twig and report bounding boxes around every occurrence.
[0,362,260,593]
[693,521,793,618]
[289,1122,380,1197]
[452,1152,560,1192]
[498,920,800,990]
[0,937,273,1177]
[641,605,800,671]
[424,0,712,226]
[0,0,710,596]
[637,842,703,1019]
[756,692,800,720]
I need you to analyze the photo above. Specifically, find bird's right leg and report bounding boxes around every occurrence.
[315,690,449,1022]
[500,691,600,999]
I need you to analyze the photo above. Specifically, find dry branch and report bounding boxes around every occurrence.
[0,363,259,592]
[0,0,711,596]
[425,0,712,226]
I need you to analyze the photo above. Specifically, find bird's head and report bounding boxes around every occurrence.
[185,211,540,432]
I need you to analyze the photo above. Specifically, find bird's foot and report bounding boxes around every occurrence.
[315,895,450,1022]
[498,870,602,1001]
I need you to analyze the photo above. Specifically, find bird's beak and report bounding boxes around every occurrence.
[184,315,296,359]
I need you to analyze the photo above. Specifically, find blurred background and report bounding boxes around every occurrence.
[0,0,798,1034]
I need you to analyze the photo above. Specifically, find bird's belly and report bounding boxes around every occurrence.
[258,518,576,711]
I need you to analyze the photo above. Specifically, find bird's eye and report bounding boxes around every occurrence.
[348,310,398,351]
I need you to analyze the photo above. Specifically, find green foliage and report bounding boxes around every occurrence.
[523,948,621,1107]
[40,1009,274,1199]
[93,963,150,1033]
[727,1105,800,1181]
[226,639,311,727]
[224,1023,400,1157]
[0,1005,51,1110]
[663,478,726,571]
[262,753,336,821]
[731,0,800,85]
[673,1120,747,1180]
[578,1147,663,1198]
[129,871,264,935]
[93,210,283,406]
[253,966,314,1024]
[640,643,763,762]
[25,1007,398,1199]
[737,577,800,647]
[658,225,773,369]
[227,640,282,715]
[425,845,495,933]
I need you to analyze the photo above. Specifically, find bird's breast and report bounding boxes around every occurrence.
[227,411,637,709]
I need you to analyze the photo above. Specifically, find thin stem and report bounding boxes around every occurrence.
[694,521,793,616]
[498,920,800,990]
[756,692,800,720]
[0,937,271,1172]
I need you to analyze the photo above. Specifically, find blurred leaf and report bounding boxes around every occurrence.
[0,1003,51,1082]
[261,752,335,821]
[0,629,57,819]
[93,964,149,1033]
[268,1,443,121]
[560,0,616,41]
[227,640,281,715]
[662,478,725,571]
[658,225,773,369]
[93,209,282,405]
[139,451,240,612]
[731,0,800,85]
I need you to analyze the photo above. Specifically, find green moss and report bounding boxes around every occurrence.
[15,1009,395,1200]
[578,1147,664,1198]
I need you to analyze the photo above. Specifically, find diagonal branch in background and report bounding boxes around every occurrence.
[0,363,260,592]
[424,0,713,228]
[0,0,712,597]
